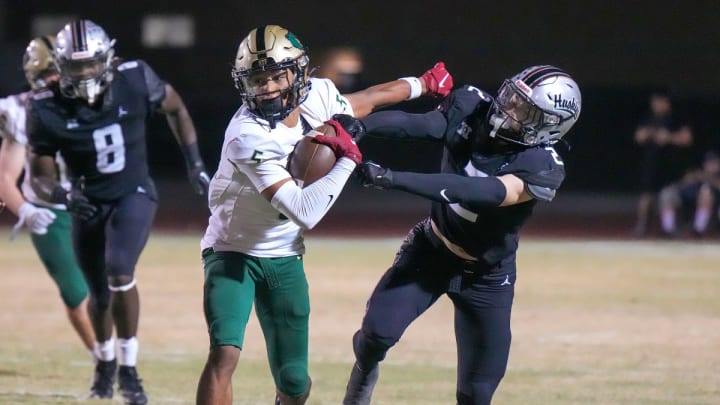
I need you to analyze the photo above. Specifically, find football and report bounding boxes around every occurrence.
[287,124,337,187]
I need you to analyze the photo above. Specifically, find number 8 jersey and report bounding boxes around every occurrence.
[28,60,166,201]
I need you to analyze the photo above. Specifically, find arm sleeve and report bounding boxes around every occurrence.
[361,110,447,141]
[270,158,356,229]
[390,171,507,208]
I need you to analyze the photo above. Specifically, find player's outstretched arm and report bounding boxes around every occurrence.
[358,161,533,207]
[344,61,453,118]
[160,84,210,195]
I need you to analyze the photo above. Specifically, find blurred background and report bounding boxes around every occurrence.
[2,0,719,237]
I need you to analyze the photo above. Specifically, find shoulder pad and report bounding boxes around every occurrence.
[117,60,140,71]
[501,146,566,192]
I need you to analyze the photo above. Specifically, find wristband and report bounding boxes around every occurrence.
[399,77,422,100]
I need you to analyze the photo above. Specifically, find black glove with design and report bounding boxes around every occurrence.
[331,113,366,142]
[52,185,98,221]
[357,161,394,189]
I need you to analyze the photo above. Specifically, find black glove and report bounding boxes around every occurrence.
[187,163,211,195]
[357,161,394,189]
[52,185,98,221]
[331,113,366,142]
[181,142,211,195]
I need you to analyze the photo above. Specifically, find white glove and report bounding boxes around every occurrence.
[15,202,57,235]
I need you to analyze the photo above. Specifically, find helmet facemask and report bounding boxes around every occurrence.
[488,79,563,146]
[55,20,116,105]
[231,25,311,129]
[232,55,309,128]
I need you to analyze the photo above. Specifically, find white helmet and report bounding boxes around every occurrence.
[488,65,581,146]
[231,25,310,128]
[55,19,116,104]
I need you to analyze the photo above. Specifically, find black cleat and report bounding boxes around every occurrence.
[89,359,116,399]
[117,365,148,405]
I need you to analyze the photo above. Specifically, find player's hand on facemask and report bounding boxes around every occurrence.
[421,61,454,98]
[357,161,394,189]
[315,119,363,165]
[17,202,56,234]
[331,114,366,142]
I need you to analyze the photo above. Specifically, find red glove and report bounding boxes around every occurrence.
[421,61,453,98]
[315,119,363,165]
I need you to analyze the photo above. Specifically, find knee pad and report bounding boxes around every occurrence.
[276,363,309,398]
[353,330,390,370]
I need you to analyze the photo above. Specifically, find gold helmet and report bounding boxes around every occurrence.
[231,25,310,128]
[23,36,58,90]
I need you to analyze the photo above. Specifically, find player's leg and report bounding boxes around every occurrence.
[692,183,714,236]
[197,249,256,405]
[72,206,115,399]
[658,184,681,235]
[344,219,447,405]
[451,268,515,405]
[104,190,157,405]
[252,255,311,404]
[30,208,95,351]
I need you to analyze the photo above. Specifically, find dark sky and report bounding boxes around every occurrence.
[1,0,718,192]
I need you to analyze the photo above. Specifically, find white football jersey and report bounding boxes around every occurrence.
[201,78,354,256]
[0,92,70,209]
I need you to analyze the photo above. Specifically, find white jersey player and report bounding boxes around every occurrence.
[201,77,354,256]
[195,25,454,405]
[1,92,71,213]
[0,36,95,360]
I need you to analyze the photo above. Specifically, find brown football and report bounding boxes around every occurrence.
[288,124,337,187]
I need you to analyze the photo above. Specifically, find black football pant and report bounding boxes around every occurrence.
[353,219,515,405]
[71,190,157,310]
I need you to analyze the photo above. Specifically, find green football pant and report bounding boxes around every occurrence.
[202,248,310,397]
[30,208,88,308]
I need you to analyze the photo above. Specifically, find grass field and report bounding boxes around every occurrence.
[1,230,719,404]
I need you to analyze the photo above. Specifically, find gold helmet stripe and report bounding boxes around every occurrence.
[39,35,54,54]
[254,25,268,64]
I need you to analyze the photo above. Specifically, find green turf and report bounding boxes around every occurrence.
[1,231,718,404]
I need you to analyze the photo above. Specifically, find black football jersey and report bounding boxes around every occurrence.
[432,85,566,267]
[28,60,166,200]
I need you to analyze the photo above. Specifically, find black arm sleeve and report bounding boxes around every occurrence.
[391,171,507,207]
[360,110,447,141]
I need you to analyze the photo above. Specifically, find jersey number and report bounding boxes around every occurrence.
[545,146,564,166]
[92,124,126,173]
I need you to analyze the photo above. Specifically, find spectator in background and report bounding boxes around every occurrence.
[633,90,693,236]
[658,150,720,237]
[314,46,365,93]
